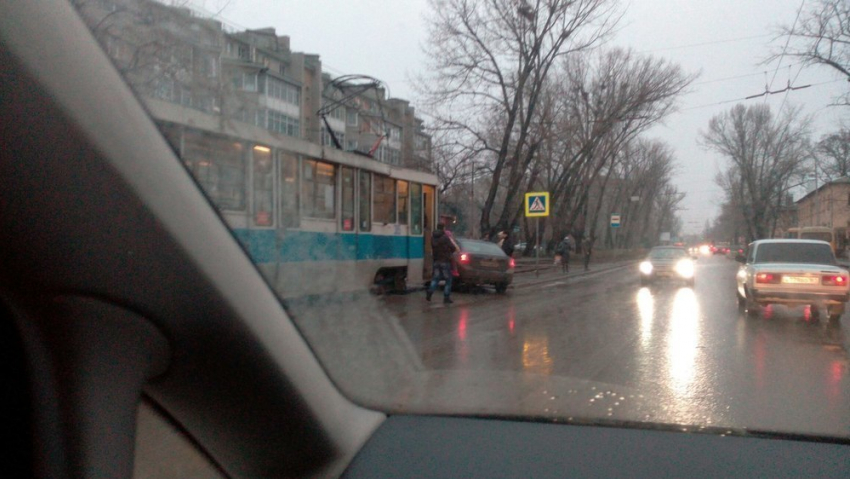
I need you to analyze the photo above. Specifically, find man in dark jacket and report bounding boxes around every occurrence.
[427,223,459,304]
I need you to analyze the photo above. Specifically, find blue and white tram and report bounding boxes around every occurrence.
[158,122,438,298]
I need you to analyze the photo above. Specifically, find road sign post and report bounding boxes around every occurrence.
[610,213,621,248]
[525,192,550,277]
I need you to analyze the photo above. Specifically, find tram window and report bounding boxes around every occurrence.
[302,160,335,219]
[182,130,246,211]
[252,146,274,227]
[410,183,422,235]
[280,152,299,228]
[341,167,355,231]
[359,170,371,232]
[397,180,409,225]
[374,175,396,224]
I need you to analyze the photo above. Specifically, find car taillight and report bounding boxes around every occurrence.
[822,274,848,286]
[509,258,516,269]
[755,273,781,284]
[459,253,470,264]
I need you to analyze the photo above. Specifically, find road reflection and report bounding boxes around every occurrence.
[522,334,553,375]
[636,287,654,347]
[666,288,700,397]
[634,285,709,423]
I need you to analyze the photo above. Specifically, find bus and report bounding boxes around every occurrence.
[158,122,440,298]
[786,227,847,258]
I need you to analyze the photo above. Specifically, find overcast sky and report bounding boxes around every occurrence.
[190,0,848,235]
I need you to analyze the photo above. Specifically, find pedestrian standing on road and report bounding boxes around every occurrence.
[427,223,459,304]
[555,236,571,273]
[498,231,515,258]
[582,237,593,271]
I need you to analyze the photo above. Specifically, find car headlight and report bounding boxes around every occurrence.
[675,259,695,278]
[639,261,653,275]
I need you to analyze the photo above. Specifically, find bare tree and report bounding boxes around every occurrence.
[702,104,812,241]
[775,0,850,105]
[817,127,850,180]
[545,49,694,242]
[419,0,621,238]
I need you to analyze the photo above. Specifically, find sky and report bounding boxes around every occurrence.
[186,0,848,235]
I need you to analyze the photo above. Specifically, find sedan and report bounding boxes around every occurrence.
[727,245,745,260]
[455,238,515,293]
[736,239,849,321]
[639,246,695,286]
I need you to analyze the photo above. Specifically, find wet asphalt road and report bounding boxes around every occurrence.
[291,255,850,438]
[377,255,850,437]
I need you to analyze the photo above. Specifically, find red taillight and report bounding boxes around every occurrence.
[459,253,470,264]
[756,273,781,284]
[822,274,848,286]
[509,258,516,269]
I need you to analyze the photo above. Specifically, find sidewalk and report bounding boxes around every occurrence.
[511,258,637,289]
[513,249,646,275]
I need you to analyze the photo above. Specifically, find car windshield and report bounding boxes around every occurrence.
[69,0,850,443]
[755,243,837,265]
[649,248,688,259]
[458,240,506,256]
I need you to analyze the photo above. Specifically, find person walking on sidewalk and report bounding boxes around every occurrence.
[426,223,459,304]
[582,237,593,271]
[555,236,572,273]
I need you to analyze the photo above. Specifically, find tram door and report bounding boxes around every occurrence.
[423,185,435,280]
[341,166,357,262]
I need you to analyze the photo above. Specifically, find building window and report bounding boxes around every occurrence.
[280,152,299,228]
[302,160,335,219]
[200,54,218,78]
[321,128,345,148]
[389,148,401,165]
[359,170,371,232]
[252,146,274,227]
[182,131,246,211]
[232,72,258,92]
[374,175,396,224]
[266,110,300,137]
[237,44,250,60]
[266,76,301,105]
[347,140,358,151]
[397,180,409,225]
[346,109,358,126]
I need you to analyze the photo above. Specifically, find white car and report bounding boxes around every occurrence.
[736,239,849,321]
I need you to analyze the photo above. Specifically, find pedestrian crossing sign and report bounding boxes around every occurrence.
[524,192,549,217]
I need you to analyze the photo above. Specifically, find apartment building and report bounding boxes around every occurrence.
[796,177,850,230]
[76,0,432,172]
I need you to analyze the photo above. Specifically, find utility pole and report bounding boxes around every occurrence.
[469,161,476,238]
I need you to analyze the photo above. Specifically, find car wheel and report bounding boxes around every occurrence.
[495,282,508,294]
[810,305,821,322]
[744,289,759,316]
[827,305,844,322]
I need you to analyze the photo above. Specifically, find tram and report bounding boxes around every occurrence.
[156,121,439,298]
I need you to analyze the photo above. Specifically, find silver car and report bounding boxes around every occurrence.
[639,246,695,287]
[736,239,849,321]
